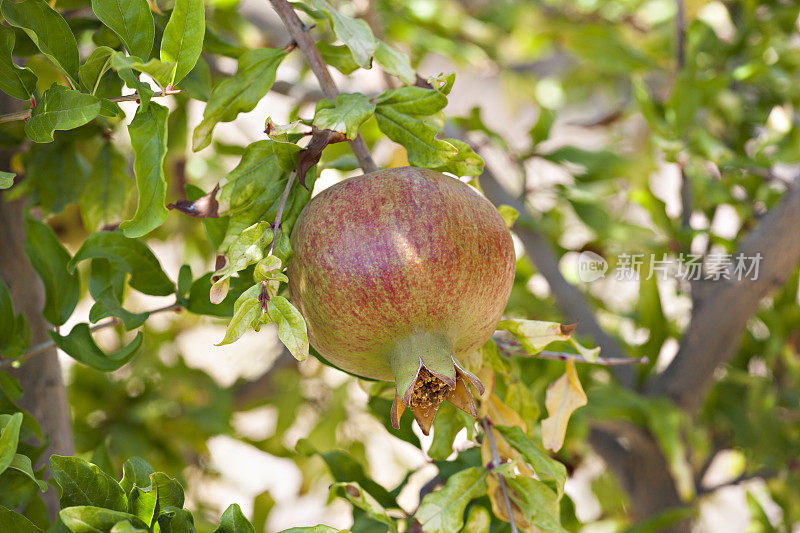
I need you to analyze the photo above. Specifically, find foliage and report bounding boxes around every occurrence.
[0,0,799,532]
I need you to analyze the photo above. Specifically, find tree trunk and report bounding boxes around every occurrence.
[0,94,73,519]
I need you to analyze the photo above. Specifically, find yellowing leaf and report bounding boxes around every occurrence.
[480,394,526,432]
[485,475,532,530]
[496,319,576,354]
[569,336,600,363]
[541,361,587,451]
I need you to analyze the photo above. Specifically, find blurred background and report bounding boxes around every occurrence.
[32,0,800,531]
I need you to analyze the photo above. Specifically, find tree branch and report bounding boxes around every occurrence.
[650,179,800,411]
[268,170,297,255]
[268,0,378,174]
[0,302,182,370]
[0,89,183,124]
[478,163,635,387]
[495,339,648,366]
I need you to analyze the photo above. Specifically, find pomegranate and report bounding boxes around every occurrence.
[288,167,515,434]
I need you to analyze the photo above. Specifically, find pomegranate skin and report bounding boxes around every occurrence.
[288,167,516,381]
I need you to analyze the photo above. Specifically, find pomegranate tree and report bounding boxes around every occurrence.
[288,167,516,434]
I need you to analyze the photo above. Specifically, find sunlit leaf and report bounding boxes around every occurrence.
[541,361,587,452]
[307,0,377,68]
[266,296,309,361]
[193,48,287,151]
[91,0,154,59]
[496,320,576,355]
[313,93,375,140]
[50,455,127,511]
[160,0,204,84]
[119,102,169,238]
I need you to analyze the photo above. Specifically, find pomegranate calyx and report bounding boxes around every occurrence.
[388,333,484,435]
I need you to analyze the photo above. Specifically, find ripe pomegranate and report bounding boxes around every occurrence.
[288,167,515,434]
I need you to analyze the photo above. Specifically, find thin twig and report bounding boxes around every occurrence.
[495,339,648,366]
[269,170,297,255]
[267,0,378,174]
[0,89,184,124]
[480,418,518,533]
[0,302,182,370]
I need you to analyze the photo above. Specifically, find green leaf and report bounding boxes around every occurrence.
[316,42,359,75]
[296,439,397,509]
[0,503,43,532]
[462,506,490,533]
[50,455,127,511]
[0,171,13,190]
[217,141,288,248]
[23,216,80,326]
[48,324,143,371]
[80,141,132,231]
[214,503,254,533]
[119,102,169,237]
[110,53,175,88]
[160,0,205,85]
[120,458,154,495]
[374,41,415,84]
[6,454,47,492]
[88,284,149,330]
[529,108,555,146]
[433,138,483,177]
[0,0,79,83]
[330,482,396,533]
[495,426,567,497]
[192,48,287,151]
[307,0,377,68]
[497,205,519,228]
[0,413,22,476]
[217,285,262,345]
[373,87,457,168]
[24,85,101,143]
[266,296,309,361]
[495,319,575,354]
[428,402,473,461]
[128,472,184,527]
[313,93,375,140]
[375,86,448,115]
[110,521,148,533]
[251,491,273,533]
[252,255,282,283]
[79,47,115,95]
[59,507,148,533]
[214,221,274,287]
[91,0,154,59]
[504,476,565,533]
[0,25,37,100]
[156,506,195,533]
[20,139,90,214]
[415,467,487,533]
[69,231,174,296]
